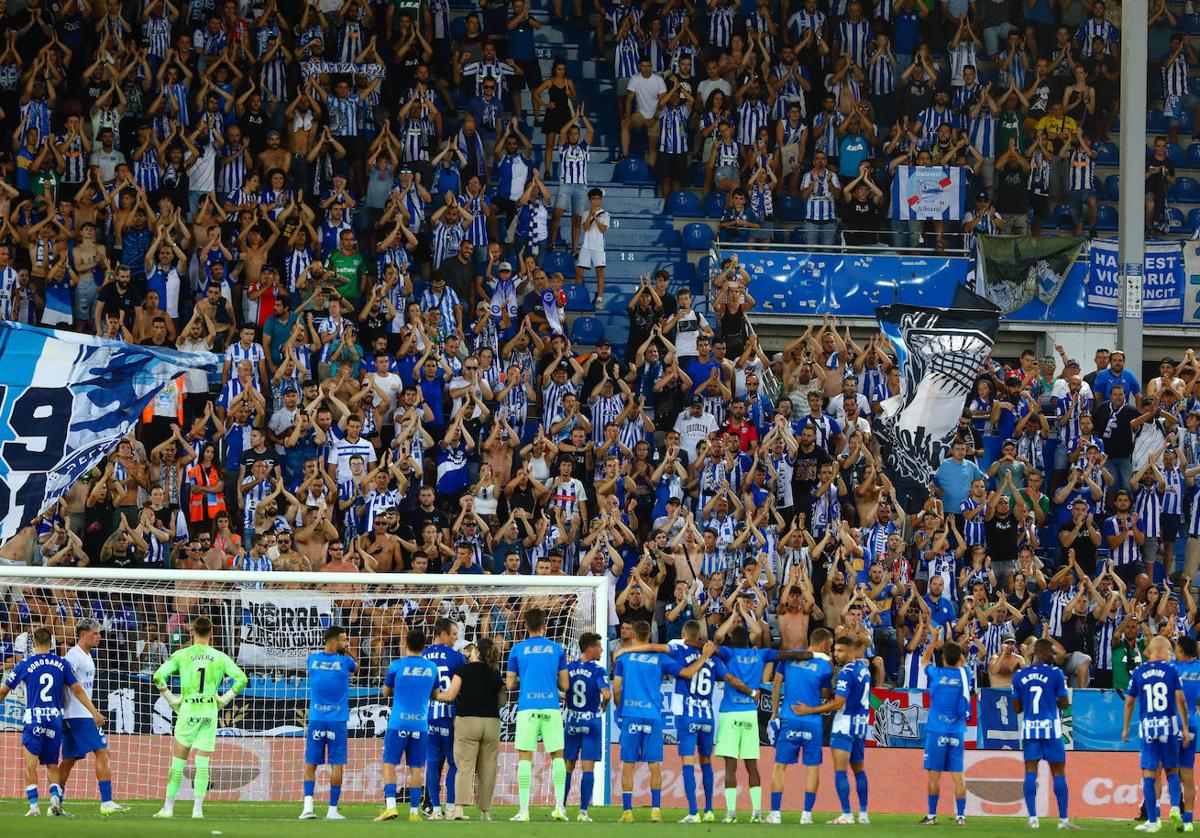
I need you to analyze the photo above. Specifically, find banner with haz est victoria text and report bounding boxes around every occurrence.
[238,592,336,670]
[1087,239,1183,313]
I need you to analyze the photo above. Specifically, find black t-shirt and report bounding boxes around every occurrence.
[97,280,139,327]
[239,447,278,473]
[901,78,932,120]
[414,506,450,537]
[455,662,504,717]
[1058,520,1099,574]
[994,165,1030,214]
[619,602,655,626]
[1060,612,1091,654]
[985,513,1019,563]
[790,443,831,507]
[242,110,269,156]
[844,198,880,245]
[582,356,625,395]
[1093,402,1137,458]
[1147,157,1175,200]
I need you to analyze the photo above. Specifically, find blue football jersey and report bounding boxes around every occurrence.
[384,656,438,732]
[670,645,728,721]
[614,652,682,721]
[777,655,833,723]
[1011,662,1067,740]
[1177,659,1200,732]
[566,659,609,718]
[4,652,76,724]
[831,658,872,738]
[925,664,971,735]
[423,643,466,720]
[1129,660,1183,742]
[506,637,568,711]
[717,646,777,712]
[307,652,356,723]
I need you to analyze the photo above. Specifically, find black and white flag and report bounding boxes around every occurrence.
[874,286,1001,508]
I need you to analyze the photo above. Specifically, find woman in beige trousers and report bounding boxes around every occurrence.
[438,638,505,820]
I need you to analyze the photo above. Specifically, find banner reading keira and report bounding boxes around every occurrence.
[238,591,335,669]
[975,234,1085,314]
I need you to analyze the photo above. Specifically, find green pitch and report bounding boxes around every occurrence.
[0,802,1150,837]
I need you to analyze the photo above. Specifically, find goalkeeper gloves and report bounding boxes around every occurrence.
[217,690,237,707]
[159,688,181,711]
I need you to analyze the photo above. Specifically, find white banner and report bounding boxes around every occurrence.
[889,165,968,221]
[1184,239,1200,323]
[238,591,335,670]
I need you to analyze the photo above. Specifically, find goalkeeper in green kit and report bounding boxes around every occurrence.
[151,617,248,819]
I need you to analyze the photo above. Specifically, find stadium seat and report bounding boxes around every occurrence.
[1049,203,1071,229]
[1095,204,1119,230]
[1147,109,1169,133]
[1172,176,1200,202]
[702,192,726,218]
[777,193,805,222]
[667,190,702,216]
[1188,207,1200,231]
[1168,207,1186,232]
[564,284,592,310]
[788,227,808,244]
[1104,174,1120,201]
[450,16,468,38]
[615,157,653,185]
[570,315,604,345]
[682,222,714,251]
[1187,12,1200,33]
[1093,142,1119,166]
[541,250,575,275]
[1168,143,1188,168]
[1188,144,1200,169]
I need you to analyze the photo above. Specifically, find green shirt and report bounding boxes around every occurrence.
[1111,638,1145,693]
[153,643,249,700]
[326,250,366,300]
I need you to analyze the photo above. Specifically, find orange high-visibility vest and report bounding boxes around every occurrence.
[142,375,185,424]
[186,463,226,523]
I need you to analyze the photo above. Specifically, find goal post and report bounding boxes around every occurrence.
[0,566,608,809]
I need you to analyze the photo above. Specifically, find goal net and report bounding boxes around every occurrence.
[0,567,606,807]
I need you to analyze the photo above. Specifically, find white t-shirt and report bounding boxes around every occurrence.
[370,371,403,421]
[64,645,95,720]
[627,73,668,119]
[327,435,377,483]
[581,209,610,252]
[673,309,709,357]
[673,409,719,459]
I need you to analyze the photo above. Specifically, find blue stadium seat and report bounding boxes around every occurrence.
[1095,204,1119,230]
[1147,109,1169,133]
[1188,207,1200,230]
[1168,207,1186,232]
[570,316,604,345]
[1093,142,1119,166]
[682,222,714,251]
[542,250,575,275]
[667,190,702,216]
[702,192,726,218]
[1168,143,1188,168]
[564,284,592,310]
[1050,203,1071,229]
[1104,174,1120,201]
[777,193,805,222]
[1188,144,1200,169]
[788,227,807,244]
[450,16,468,38]
[1187,12,1200,33]
[616,157,653,185]
[1172,175,1200,202]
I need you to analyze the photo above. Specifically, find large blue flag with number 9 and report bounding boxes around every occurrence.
[0,322,220,541]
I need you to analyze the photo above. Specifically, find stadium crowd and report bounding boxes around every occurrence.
[0,0,1195,703]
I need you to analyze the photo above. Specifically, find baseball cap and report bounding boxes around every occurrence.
[771,352,784,364]
[690,393,704,405]
[1005,374,1022,385]
[556,361,571,372]
[267,129,281,139]
[596,338,612,348]
[1066,358,1080,367]
[498,261,513,272]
